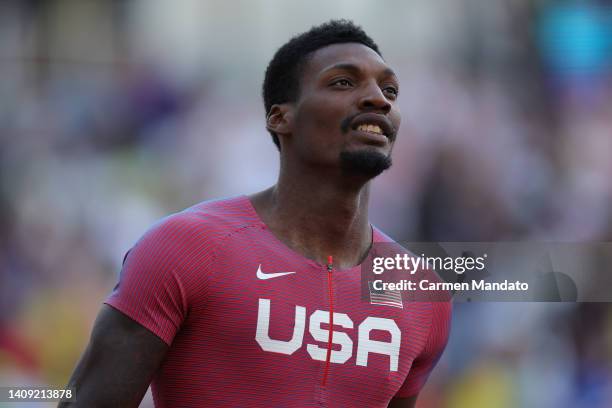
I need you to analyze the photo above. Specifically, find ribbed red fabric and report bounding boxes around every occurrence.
[105,196,452,407]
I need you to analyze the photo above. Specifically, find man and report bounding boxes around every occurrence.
[61,20,451,407]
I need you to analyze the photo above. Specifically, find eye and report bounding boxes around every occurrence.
[331,78,354,88]
[383,86,399,98]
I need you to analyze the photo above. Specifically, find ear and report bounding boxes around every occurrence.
[266,104,294,136]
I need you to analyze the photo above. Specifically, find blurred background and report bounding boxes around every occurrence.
[1,0,611,406]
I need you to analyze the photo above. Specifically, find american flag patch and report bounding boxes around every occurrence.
[368,281,403,308]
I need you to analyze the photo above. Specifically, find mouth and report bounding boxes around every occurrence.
[350,113,396,142]
[356,123,385,135]
[351,124,388,145]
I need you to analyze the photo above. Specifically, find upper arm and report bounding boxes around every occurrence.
[61,214,212,407]
[394,301,452,399]
[59,305,169,407]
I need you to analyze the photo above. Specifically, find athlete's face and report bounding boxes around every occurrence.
[272,43,401,177]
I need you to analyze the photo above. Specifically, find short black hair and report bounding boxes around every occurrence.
[262,19,381,150]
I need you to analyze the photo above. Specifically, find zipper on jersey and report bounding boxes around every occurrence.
[322,255,334,387]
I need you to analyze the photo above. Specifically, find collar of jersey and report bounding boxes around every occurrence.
[239,195,392,273]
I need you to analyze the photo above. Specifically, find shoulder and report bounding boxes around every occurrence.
[371,225,396,244]
[371,226,452,305]
[150,195,258,236]
[132,195,261,258]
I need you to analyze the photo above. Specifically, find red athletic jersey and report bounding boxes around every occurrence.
[105,196,451,407]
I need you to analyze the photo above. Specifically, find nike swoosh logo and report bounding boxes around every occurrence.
[257,264,296,280]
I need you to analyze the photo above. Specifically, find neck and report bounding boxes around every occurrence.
[250,163,374,269]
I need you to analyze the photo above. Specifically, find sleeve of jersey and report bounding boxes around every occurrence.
[395,300,452,398]
[104,213,216,346]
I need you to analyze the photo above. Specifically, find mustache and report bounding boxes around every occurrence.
[340,113,359,134]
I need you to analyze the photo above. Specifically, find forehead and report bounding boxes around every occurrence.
[301,42,395,82]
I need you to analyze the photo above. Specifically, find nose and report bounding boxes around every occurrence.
[358,81,391,114]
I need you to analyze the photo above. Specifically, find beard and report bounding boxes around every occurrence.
[339,149,392,178]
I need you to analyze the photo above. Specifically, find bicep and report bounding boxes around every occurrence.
[388,395,418,408]
[60,305,169,407]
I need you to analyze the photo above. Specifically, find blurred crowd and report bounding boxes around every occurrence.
[1,0,611,407]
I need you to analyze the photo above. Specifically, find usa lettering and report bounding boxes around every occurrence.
[255,298,400,371]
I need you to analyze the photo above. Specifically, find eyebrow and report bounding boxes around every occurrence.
[321,63,397,79]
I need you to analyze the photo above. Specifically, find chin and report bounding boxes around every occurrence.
[339,149,392,178]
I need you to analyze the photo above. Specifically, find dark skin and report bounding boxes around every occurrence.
[59,305,168,407]
[61,43,416,407]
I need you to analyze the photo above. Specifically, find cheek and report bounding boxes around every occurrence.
[390,107,401,129]
[295,97,346,146]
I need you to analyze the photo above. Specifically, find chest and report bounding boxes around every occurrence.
[185,240,432,373]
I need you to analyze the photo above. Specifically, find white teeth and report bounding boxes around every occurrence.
[357,124,383,135]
